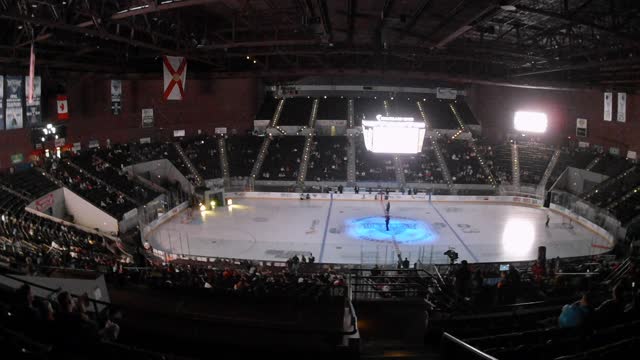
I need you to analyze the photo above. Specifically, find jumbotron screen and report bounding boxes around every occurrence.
[362,115,426,154]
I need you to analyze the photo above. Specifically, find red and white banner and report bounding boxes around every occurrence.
[162,55,187,100]
[57,95,69,120]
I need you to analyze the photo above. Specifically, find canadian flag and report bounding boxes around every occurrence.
[57,95,69,120]
[162,55,187,100]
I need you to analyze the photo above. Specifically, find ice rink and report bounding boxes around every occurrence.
[148,198,612,265]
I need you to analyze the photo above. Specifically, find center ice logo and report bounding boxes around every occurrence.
[346,216,436,244]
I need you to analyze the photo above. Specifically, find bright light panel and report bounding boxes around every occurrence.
[514,111,548,133]
[362,121,425,154]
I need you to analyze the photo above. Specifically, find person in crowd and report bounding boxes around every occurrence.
[596,283,626,326]
[558,291,594,329]
[402,257,410,269]
[455,260,472,300]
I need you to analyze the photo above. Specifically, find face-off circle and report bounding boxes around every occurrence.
[346,216,437,244]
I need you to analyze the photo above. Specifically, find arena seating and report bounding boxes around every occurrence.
[589,167,640,208]
[611,192,640,224]
[47,159,137,218]
[279,97,314,125]
[180,136,222,180]
[307,136,348,181]
[354,98,385,124]
[453,101,480,125]
[256,93,279,120]
[438,138,489,184]
[590,153,633,177]
[491,144,514,184]
[421,99,460,129]
[388,98,421,119]
[225,136,262,177]
[1,168,58,199]
[403,139,444,183]
[260,136,305,180]
[517,143,555,185]
[355,136,396,182]
[316,97,348,120]
[71,152,159,204]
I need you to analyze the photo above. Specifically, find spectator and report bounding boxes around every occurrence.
[455,260,472,299]
[596,283,626,326]
[558,291,594,329]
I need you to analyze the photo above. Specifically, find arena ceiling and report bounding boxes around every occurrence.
[1,0,640,89]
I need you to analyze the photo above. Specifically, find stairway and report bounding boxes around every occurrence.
[348,99,355,128]
[511,143,520,188]
[449,103,467,132]
[249,98,285,181]
[217,136,230,187]
[172,142,205,187]
[394,156,406,186]
[297,99,319,185]
[586,155,602,171]
[448,102,497,187]
[539,149,561,190]
[468,140,497,187]
[607,183,640,210]
[583,165,637,201]
[417,101,455,193]
[347,135,357,185]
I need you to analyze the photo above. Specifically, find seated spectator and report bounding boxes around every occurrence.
[595,283,626,326]
[558,291,594,329]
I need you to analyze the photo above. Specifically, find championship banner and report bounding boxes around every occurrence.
[111,80,122,115]
[0,75,4,130]
[603,92,612,121]
[162,56,187,100]
[617,92,626,123]
[5,76,24,130]
[576,118,587,137]
[57,95,69,120]
[25,75,42,127]
[141,108,154,128]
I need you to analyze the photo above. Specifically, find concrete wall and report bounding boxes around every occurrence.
[0,75,259,169]
[27,187,65,218]
[62,188,119,234]
[467,85,640,154]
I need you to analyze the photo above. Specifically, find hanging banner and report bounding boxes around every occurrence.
[25,75,42,127]
[617,92,626,123]
[111,79,122,115]
[162,55,187,100]
[5,76,24,130]
[28,44,35,103]
[576,118,587,137]
[141,108,154,127]
[603,92,612,121]
[57,95,69,120]
[11,153,24,164]
[0,75,4,130]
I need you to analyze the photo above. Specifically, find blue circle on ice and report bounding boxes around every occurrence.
[346,216,436,244]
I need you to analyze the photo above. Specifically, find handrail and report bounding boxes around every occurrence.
[441,332,499,360]
[0,272,113,307]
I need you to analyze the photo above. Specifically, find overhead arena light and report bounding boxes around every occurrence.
[514,111,548,133]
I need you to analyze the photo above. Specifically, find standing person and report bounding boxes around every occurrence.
[386,201,390,213]
[545,214,550,228]
[385,213,390,231]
